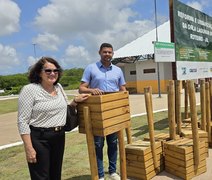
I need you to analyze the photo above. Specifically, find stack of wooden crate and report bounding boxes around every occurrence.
[77,91,131,136]
[77,91,132,179]
[181,128,209,157]
[125,140,164,180]
[164,138,206,180]
[124,87,165,180]
[163,80,208,180]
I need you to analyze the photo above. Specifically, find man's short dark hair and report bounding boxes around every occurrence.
[99,43,113,51]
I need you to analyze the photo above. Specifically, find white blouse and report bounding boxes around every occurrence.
[17,83,68,134]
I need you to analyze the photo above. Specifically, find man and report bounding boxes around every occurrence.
[79,43,126,180]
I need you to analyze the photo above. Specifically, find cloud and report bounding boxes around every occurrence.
[27,56,37,66]
[187,0,212,14]
[33,0,157,67]
[34,0,135,35]
[187,1,203,11]
[0,0,21,36]
[33,33,62,51]
[62,45,92,68]
[0,44,20,72]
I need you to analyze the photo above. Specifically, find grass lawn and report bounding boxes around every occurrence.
[0,99,18,115]
[0,97,201,179]
[0,111,171,180]
[0,95,74,115]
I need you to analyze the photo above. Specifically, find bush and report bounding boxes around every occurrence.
[0,86,22,96]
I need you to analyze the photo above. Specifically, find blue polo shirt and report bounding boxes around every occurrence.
[81,61,126,92]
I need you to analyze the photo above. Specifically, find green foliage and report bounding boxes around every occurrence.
[0,74,28,89]
[0,68,84,95]
[60,68,83,89]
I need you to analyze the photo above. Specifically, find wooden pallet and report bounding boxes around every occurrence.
[77,91,131,136]
[164,138,207,180]
[125,140,164,180]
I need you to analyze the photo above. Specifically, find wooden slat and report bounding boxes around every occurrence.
[79,120,131,136]
[164,138,192,145]
[181,129,208,138]
[126,148,163,161]
[94,121,131,136]
[165,159,206,174]
[79,91,129,104]
[164,140,205,154]
[91,114,130,128]
[165,146,205,161]
[78,99,129,112]
[165,153,206,167]
[78,106,130,121]
[127,169,156,180]
[125,141,162,155]
[127,165,164,180]
[127,155,164,169]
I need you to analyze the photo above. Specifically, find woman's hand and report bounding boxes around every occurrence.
[70,94,90,106]
[74,94,90,103]
[25,145,37,163]
[21,134,37,163]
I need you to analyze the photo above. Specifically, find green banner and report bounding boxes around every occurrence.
[173,0,212,62]
[155,42,175,49]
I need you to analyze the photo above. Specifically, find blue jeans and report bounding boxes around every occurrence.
[94,133,118,178]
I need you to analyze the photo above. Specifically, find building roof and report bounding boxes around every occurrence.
[112,21,171,64]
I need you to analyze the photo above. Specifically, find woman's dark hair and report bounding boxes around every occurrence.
[28,57,63,85]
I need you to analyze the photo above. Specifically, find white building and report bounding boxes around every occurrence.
[112,21,173,93]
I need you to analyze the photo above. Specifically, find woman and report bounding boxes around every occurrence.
[18,57,89,180]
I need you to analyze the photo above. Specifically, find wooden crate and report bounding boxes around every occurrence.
[181,128,208,157]
[143,133,181,155]
[125,140,164,180]
[143,133,180,142]
[77,91,131,136]
[164,138,207,180]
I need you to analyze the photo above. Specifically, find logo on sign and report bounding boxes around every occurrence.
[189,69,197,73]
[182,67,187,75]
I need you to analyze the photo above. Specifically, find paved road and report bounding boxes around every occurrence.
[1,91,211,179]
[1,92,193,146]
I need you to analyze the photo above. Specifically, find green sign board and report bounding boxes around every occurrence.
[172,0,212,80]
[173,0,212,62]
[154,42,175,62]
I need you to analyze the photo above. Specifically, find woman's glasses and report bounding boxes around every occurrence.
[43,69,60,74]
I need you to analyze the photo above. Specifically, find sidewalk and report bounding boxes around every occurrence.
[0,93,174,146]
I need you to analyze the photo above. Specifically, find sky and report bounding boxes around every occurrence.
[0,0,211,75]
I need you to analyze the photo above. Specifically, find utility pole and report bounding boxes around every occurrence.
[33,43,37,59]
[154,0,161,98]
